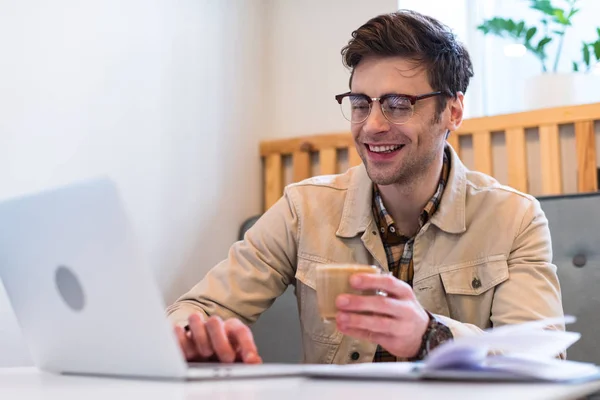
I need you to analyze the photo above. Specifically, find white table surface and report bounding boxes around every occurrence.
[2,367,600,400]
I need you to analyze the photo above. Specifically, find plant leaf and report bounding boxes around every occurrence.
[573,61,579,72]
[583,44,590,66]
[594,41,600,61]
[531,0,557,16]
[507,18,516,32]
[597,27,600,38]
[553,8,569,25]
[537,37,552,50]
[525,27,537,42]
[568,8,580,19]
[516,21,525,37]
[478,18,518,38]
[477,18,502,36]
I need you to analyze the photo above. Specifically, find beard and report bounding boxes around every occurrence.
[363,150,436,186]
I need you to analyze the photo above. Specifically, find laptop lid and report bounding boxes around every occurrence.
[0,178,188,379]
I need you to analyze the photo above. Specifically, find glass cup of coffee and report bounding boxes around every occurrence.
[315,263,385,322]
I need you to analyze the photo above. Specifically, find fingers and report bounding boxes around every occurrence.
[336,310,399,335]
[188,313,214,359]
[225,319,263,364]
[181,314,262,364]
[174,325,199,361]
[205,316,237,363]
[337,325,392,345]
[350,273,414,299]
[336,293,412,319]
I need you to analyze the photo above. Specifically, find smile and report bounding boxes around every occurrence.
[366,144,405,153]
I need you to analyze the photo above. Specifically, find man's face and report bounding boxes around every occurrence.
[350,56,456,186]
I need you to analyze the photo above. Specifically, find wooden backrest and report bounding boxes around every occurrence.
[260,102,600,211]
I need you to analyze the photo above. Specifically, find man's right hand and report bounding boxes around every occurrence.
[174,313,262,364]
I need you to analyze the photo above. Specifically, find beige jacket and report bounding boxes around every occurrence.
[166,145,564,364]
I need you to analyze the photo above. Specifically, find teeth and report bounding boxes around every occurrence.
[369,144,402,153]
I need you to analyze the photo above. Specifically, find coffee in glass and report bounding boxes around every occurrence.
[315,263,384,322]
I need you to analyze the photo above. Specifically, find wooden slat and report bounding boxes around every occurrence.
[320,148,337,175]
[259,103,600,156]
[539,124,562,195]
[575,120,598,192]
[505,128,528,193]
[446,133,460,156]
[472,131,493,175]
[348,145,362,167]
[457,102,600,136]
[264,154,282,210]
[292,151,311,183]
[261,133,353,157]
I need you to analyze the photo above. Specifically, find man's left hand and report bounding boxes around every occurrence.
[335,272,430,359]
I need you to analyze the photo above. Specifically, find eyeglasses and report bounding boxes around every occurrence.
[334,91,443,125]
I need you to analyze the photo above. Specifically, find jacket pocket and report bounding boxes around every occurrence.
[439,254,509,296]
[295,258,344,346]
[437,255,509,328]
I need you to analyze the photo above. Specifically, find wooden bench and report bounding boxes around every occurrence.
[260,103,600,211]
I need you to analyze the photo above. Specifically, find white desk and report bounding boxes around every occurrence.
[2,367,600,400]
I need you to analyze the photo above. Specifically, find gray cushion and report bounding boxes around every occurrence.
[538,192,600,363]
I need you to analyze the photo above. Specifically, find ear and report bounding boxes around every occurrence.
[445,92,464,132]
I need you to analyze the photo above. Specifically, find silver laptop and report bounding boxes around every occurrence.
[0,178,305,380]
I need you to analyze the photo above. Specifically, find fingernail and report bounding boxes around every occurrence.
[350,275,362,286]
[337,295,350,307]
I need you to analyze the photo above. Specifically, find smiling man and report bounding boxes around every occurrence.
[166,10,564,364]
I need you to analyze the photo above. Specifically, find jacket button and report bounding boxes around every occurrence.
[471,277,482,289]
[573,254,587,268]
[350,352,360,361]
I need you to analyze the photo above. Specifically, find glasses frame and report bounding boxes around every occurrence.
[334,91,443,125]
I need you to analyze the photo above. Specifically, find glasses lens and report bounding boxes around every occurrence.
[381,96,413,124]
[340,95,370,123]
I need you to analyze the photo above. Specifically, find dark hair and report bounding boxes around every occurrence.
[341,10,474,115]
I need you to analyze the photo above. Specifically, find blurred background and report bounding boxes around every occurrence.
[1,0,599,366]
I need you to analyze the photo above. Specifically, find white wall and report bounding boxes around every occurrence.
[0,0,266,367]
[265,0,398,138]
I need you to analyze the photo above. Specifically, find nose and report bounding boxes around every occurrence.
[362,101,390,135]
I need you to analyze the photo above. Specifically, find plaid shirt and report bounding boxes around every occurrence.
[372,149,450,362]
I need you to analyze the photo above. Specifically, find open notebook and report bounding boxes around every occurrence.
[306,316,600,383]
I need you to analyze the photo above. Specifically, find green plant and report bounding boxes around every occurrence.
[477,0,595,73]
[573,29,600,72]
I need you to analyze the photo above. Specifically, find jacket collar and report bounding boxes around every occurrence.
[336,144,467,238]
[429,144,467,234]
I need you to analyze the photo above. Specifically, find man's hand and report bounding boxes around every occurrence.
[174,313,262,364]
[335,273,429,358]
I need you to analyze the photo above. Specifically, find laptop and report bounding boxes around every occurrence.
[0,178,306,380]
